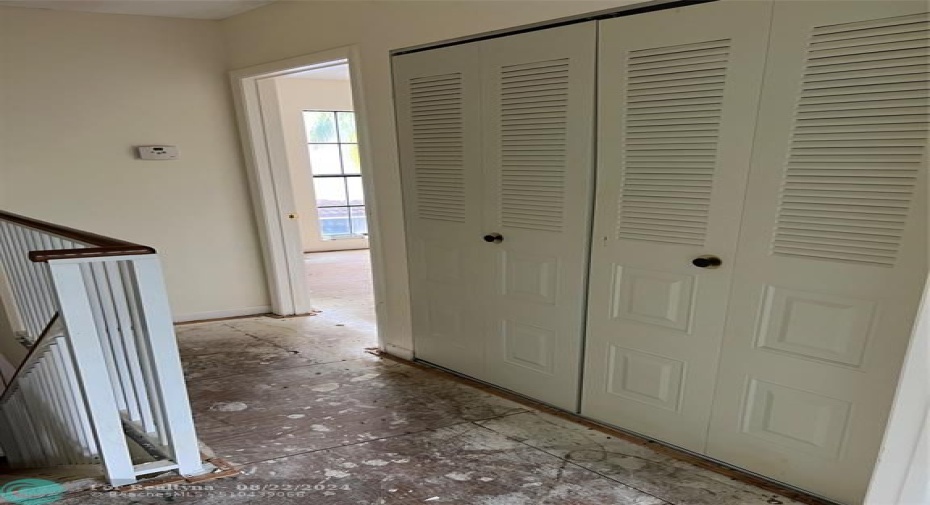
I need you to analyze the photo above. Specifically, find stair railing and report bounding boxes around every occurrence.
[0,211,204,485]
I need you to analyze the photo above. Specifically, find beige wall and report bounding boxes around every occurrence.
[222,0,635,354]
[0,1,644,354]
[272,77,368,252]
[0,6,270,321]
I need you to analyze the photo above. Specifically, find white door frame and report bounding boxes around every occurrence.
[866,275,930,505]
[230,46,387,348]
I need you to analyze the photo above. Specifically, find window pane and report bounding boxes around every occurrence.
[303,111,337,143]
[350,206,368,235]
[341,144,360,174]
[314,177,347,207]
[337,112,357,143]
[346,176,365,205]
[308,144,342,175]
[318,207,351,239]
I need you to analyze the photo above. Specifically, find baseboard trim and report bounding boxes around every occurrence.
[173,306,272,324]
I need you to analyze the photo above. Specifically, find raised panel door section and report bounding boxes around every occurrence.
[741,379,852,460]
[581,1,774,451]
[612,267,696,332]
[706,3,929,503]
[393,44,486,380]
[480,23,597,411]
[606,346,686,412]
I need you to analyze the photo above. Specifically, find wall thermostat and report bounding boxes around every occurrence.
[136,145,179,160]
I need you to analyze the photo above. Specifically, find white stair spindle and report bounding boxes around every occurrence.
[79,263,129,414]
[48,261,136,486]
[106,261,156,433]
[129,256,204,477]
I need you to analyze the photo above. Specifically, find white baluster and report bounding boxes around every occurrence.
[0,223,43,338]
[13,227,52,335]
[46,343,91,462]
[122,260,169,444]
[39,349,83,465]
[34,362,70,464]
[89,262,141,423]
[22,230,56,327]
[106,261,156,433]
[79,263,129,414]
[20,373,57,465]
[55,341,100,459]
[128,256,204,477]
[48,260,136,486]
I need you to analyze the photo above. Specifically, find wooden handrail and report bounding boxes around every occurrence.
[0,210,156,262]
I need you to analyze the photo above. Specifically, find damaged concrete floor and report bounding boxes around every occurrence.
[62,250,806,505]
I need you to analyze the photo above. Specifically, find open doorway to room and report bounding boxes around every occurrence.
[266,65,376,342]
[231,49,383,353]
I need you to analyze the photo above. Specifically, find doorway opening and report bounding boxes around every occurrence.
[271,63,376,342]
[231,49,383,351]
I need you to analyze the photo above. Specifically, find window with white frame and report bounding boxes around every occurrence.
[303,110,367,240]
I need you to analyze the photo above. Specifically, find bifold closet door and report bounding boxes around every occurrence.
[479,23,596,410]
[706,2,929,503]
[394,23,597,410]
[393,44,487,379]
[581,1,774,452]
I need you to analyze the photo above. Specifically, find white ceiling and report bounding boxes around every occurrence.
[285,64,351,81]
[0,0,275,20]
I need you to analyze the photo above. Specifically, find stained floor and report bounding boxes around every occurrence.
[61,250,805,505]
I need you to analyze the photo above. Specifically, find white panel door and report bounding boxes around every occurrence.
[706,2,929,503]
[394,45,487,379]
[479,23,597,411]
[581,1,774,451]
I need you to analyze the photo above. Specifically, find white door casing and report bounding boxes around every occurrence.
[480,23,597,411]
[706,3,928,504]
[582,0,774,451]
[393,44,487,379]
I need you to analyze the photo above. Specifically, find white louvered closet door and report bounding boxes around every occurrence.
[706,3,928,504]
[393,44,488,379]
[581,1,774,451]
[478,23,596,410]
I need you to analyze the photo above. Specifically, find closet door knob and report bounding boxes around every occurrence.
[692,255,722,269]
[483,233,504,244]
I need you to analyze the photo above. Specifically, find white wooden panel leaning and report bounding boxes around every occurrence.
[0,212,206,486]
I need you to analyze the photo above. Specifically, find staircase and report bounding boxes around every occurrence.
[0,211,205,486]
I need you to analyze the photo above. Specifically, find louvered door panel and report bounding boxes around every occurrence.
[583,0,773,452]
[499,59,569,232]
[481,23,596,410]
[708,3,928,503]
[617,40,731,246]
[393,44,487,380]
[409,73,467,222]
[772,12,928,267]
